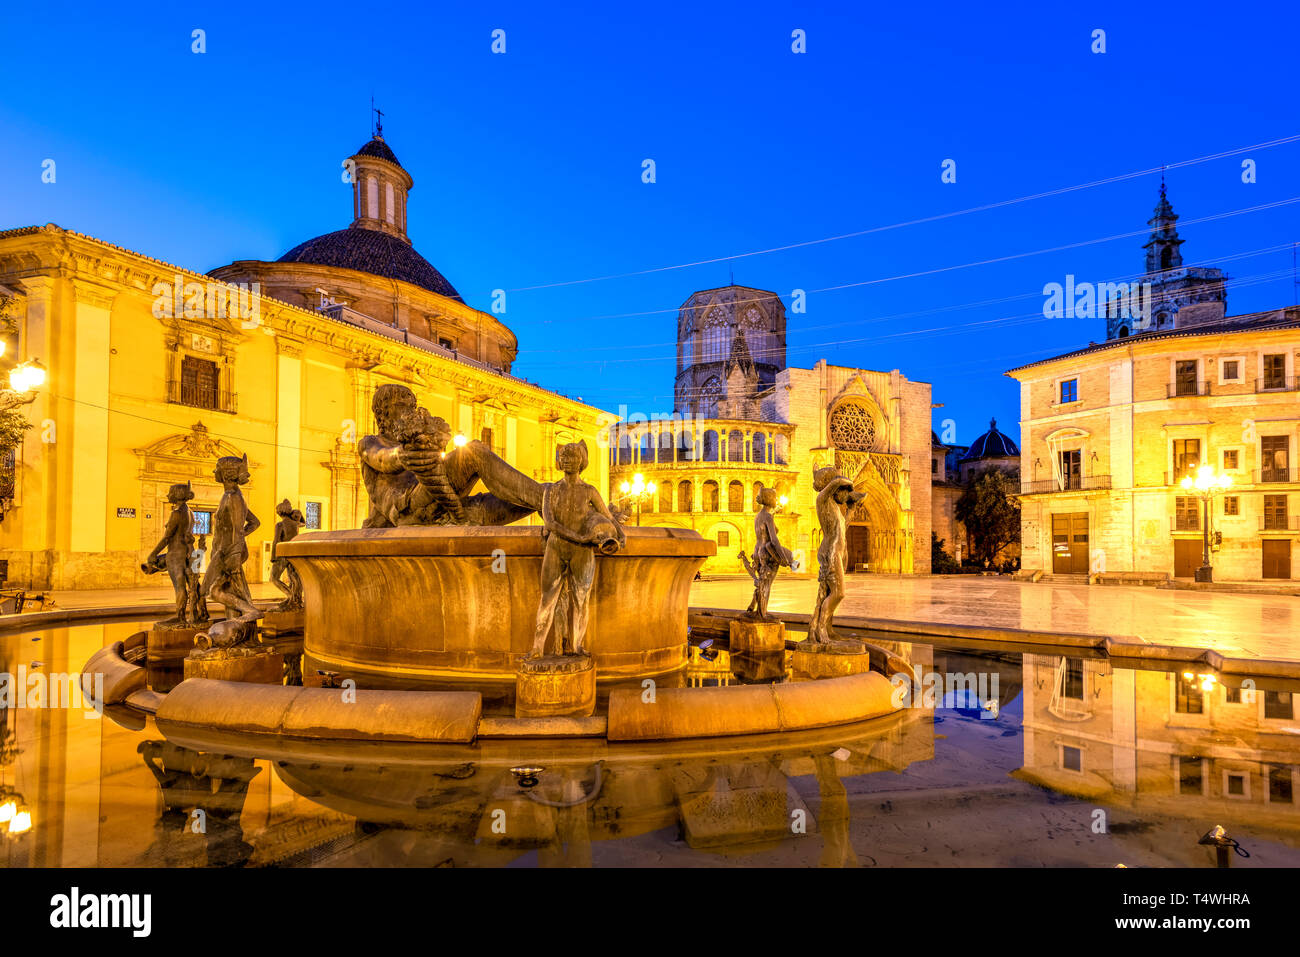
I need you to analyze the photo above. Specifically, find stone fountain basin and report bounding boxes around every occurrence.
[278,525,715,683]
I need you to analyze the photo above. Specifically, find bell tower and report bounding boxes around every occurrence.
[348,114,413,244]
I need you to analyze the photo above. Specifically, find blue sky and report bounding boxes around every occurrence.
[2,0,1296,448]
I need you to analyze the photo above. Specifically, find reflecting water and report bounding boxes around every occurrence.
[3,622,1300,866]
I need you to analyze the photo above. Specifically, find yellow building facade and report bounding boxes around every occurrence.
[0,134,608,589]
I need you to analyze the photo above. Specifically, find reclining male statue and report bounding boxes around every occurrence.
[358,383,544,527]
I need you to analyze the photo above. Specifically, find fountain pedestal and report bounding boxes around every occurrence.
[515,654,596,718]
[729,619,785,655]
[184,647,285,684]
[280,525,713,685]
[147,624,206,664]
[791,639,871,679]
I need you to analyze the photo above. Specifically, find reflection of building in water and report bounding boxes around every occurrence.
[1021,653,1300,822]
[610,285,934,574]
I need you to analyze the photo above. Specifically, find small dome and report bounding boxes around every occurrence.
[960,417,1019,460]
[354,136,402,167]
[278,227,463,302]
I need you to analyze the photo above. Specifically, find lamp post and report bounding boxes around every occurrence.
[618,473,657,526]
[1180,464,1231,583]
[0,355,47,520]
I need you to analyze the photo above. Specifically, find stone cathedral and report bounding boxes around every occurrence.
[611,283,933,574]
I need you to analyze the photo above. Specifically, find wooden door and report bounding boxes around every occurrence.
[1263,540,1292,580]
[1174,540,1202,578]
[1051,513,1089,574]
[846,525,871,572]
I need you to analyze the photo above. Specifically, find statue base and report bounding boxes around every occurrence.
[791,638,871,679]
[147,624,208,664]
[515,654,596,718]
[728,619,786,655]
[184,646,285,685]
[261,609,305,635]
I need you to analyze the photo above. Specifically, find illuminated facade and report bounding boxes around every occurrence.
[611,285,933,574]
[0,134,608,589]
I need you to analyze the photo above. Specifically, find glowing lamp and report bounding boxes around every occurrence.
[8,808,31,836]
[453,433,468,448]
[0,798,14,824]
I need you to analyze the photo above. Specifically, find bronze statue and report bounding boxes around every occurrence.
[270,499,305,611]
[358,383,543,527]
[141,482,206,625]
[196,453,262,649]
[529,440,625,659]
[808,466,865,644]
[739,486,792,620]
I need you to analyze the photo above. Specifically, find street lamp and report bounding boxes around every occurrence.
[618,472,657,526]
[1180,464,1231,583]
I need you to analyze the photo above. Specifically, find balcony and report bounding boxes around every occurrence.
[1167,381,1212,398]
[1021,475,1111,494]
[1254,375,1300,394]
[166,379,238,414]
[1256,468,1298,484]
[1171,513,1201,532]
[1260,515,1300,532]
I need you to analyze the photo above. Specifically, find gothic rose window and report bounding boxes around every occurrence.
[829,402,876,451]
[698,377,722,417]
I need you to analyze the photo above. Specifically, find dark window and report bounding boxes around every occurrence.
[481,427,494,451]
[1223,359,1240,381]
[1059,450,1082,490]
[180,355,218,410]
[191,510,212,536]
[1062,746,1082,772]
[1224,496,1239,516]
[437,337,454,350]
[1263,354,1286,390]
[1175,673,1204,714]
[727,481,744,512]
[1270,766,1294,803]
[1175,496,1200,531]
[932,459,938,473]
[1225,686,1242,703]
[677,480,693,513]
[717,530,729,547]
[702,481,719,512]
[703,431,719,463]
[659,482,673,513]
[1179,756,1203,794]
[1061,657,1084,700]
[1173,439,1200,480]
[304,502,322,530]
[1265,690,1293,720]
[1223,449,1239,471]
[1175,360,1199,396]
[1227,774,1246,796]
[1060,378,1078,403]
[1264,495,1289,531]
[1262,436,1289,482]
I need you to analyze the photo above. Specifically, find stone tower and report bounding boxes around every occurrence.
[347,128,414,243]
[674,285,786,418]
[1107,183,1227,339]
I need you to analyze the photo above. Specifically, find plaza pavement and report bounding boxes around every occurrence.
[690,574,1300,664]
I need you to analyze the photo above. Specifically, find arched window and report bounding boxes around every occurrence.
[660,481,673,512]
[702,480,719,512]
[727,430,744,462]
[753,481,765,510]
[703,430,719,462]
[678,429,694,461]
[773,433,788,465]
[751,432,766,464]
[828,401,876,451]
[385,182,395,224]
[366,175,379,219]
[698,377,722,417]
[618,432,633,466]
[681,327,693,367]
[640,433,654,462]
[678,480,693,513]
[741,306,764,361]
[658,430,674,463]
[728,481,744,512]
[1117,325,1129,338]
[702,312,728,364]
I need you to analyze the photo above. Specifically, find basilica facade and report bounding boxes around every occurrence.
[610,284,933,574]
[0,132,608,589]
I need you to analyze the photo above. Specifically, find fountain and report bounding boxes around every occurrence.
[82,383,903,746]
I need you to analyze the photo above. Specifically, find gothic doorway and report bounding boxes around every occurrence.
[847,525,871,572]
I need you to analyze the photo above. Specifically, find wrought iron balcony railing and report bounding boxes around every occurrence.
[1020,475,1112,494]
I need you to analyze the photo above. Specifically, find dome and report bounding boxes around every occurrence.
[277,227,463,302]
[960,418,1019,460]
[355,136,402,167]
